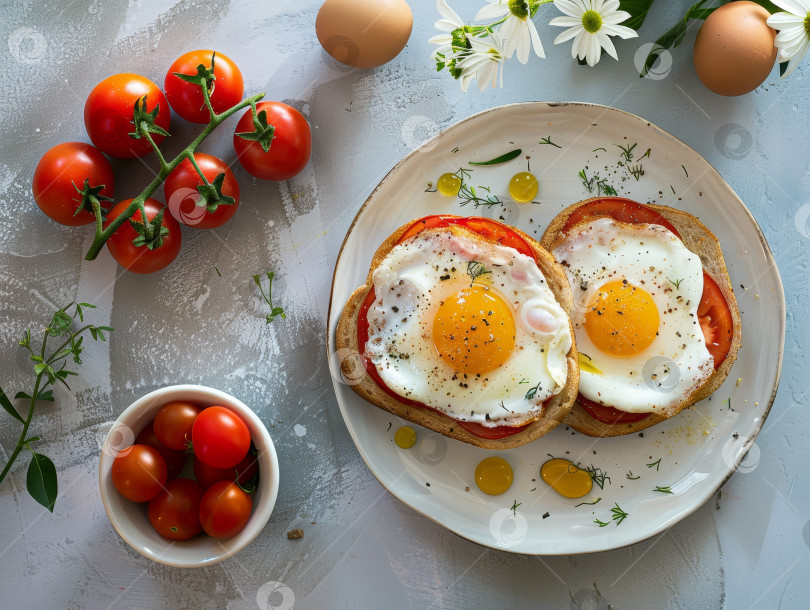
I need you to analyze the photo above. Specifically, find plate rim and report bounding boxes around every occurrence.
[325,101,786,555]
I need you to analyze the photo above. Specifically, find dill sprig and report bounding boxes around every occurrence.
[575,497,602,507]
[539,136,561,148]
[524,381,543,401]
[626,471,640,480]
[610,502,629,525]
[653,486,673,494]
[646,458,661,471]
[579,169,617,197]
[452,168,502,208]
[511,499,521,515]
[668,277,683,289]
[582,464,611,490]
[466,261,492,286]
[594,517,610,527]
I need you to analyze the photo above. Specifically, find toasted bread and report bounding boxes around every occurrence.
[335,217,580,449]
[539,198,741,437]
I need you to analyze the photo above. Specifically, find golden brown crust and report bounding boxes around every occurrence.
[335,218,579,450]
[539,198,742,437]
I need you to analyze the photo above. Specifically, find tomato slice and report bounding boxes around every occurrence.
[697,271,733,368]
[357,268,530,440]
[562,197,681,239]
[396,215,536,259]
[578,395,651,424]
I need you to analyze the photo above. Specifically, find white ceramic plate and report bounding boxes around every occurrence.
[326,102,784,554]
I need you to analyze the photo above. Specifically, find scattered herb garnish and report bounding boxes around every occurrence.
[653,486,674,494]
[610,502,629,525]
[583,464,611,490]
[466,261,492,286]
[511,499,521,515]
[681,165,689,177]
[594,517,610,527]
[452,168,503,208]
[628,164,645,181]
[253,272,286,324]
[498,401,508,412]
[214,265,221,277]
[530,487,536,492]
[469,149,522,166]
[647,458,662,471]
[0,302,112,512]
[640,148,651,160]
[524,381,543,401]
[518,378,529,385]
[616,142,637,164]
[451,146,459,154]
[539,136,561,148]
[725,398,732,410]
[670,185,676,194]
[579,169,617,196]
[626,471,640,480]
[592,147,607,153]
[668,277,683,289]
[575,497,602,507]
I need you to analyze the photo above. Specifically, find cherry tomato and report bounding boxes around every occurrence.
[148,478,205,540]
[135,422,187,478]
[563,197,681,238]
[233,101,311,181]
[32,142,114,226]
[104,198,182,274]
[199,481,252,538]
[84,73,171,159]
[193,451,259,489]
[164,50,244,123]
[578,395,652,424]
[698,272,734,368]
[111,444,167,503]
[192,406,250,468]
[153,401,201,451]
[163,153,240,229]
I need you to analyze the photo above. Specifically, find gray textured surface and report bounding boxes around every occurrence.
[0,0,808,608]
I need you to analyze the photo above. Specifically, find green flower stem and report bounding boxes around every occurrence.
[84,91,266,261]
[0,375,42,484]
[186,153,212,189]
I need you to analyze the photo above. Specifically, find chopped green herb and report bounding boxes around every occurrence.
[582,464,611,490]
[668,277,683,289]
[579,169,617,196]
[592,147,607,153]
[616,142,637,164]
[524,381,543,401]
[626,471,640,480]
[467,261,492,286]
[469,149,521,166]
[653,486,673,494]
[628,164,645,180]
[646,458,661,471]
[452,168,503,208]
[539,136,561,148]
[451,146,459,154]
[511,499,521,515]
[594,518,610,527]
[214,265,221,277]
[610,502,629,525]
[681,164,688,177]
[575,497,602,507]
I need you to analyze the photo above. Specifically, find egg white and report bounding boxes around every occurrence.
[365,228,571,427]
[552,218,714,415]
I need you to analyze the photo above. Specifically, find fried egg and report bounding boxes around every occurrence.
[364,228,572,427]
[552,217,713,415]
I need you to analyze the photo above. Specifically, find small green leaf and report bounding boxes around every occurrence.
[618,0,655,31]
[780,61,788,77]
[26,452,58,512]
[639,0,713,77]
[36,389,54,402]
[1,386,25,423]
[14,392,33,400]
[236,109,276,152]
[34,362,48,376]
[48,310,72,337]
[469,149,522,166]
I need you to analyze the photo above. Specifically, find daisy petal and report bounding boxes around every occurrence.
[548,16,581,27]
[528,21,546,58]
[782,38,809,76]
[553,0,584,19]
[554,25,583,45]
[475,3,509,21]
[597,31,618,60]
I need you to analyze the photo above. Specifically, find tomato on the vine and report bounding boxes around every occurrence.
[104,198,182,274]
[32,142,114,226]
[164,153,240,229]
[84,73,171,158]
[192,406,250,468]
[111,444,167,503]
[148,478,205,540]
[153,401,200,451]
[199,481,252,538]
[165,50,244,124]
[135,422,187,478]
[193,451,259,489]
[233,101,311,181]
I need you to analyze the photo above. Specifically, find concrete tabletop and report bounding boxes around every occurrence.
[1,0,808,608]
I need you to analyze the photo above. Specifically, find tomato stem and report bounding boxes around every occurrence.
[84,91,266,261]
[186,153,212,189]
[143,128,169,174]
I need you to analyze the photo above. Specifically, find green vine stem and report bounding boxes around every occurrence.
[84,91,265,261]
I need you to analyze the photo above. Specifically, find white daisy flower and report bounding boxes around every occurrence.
[475,0,546,63]
[767,0,810,78]
[429,0,466,60]
[455,33,507,91]
[549,0,638,67]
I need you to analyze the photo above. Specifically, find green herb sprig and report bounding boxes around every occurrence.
[579,169,617,197]
[647,458,662,471]
[539,136,561,148]
[453,168,503,209]
[466,261,492,286]
[253,272,286,324]
[0,303,112,511]
[653,486,674,494]
[610,502,629,525]
[469,149,521,166]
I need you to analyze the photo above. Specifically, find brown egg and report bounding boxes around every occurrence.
[316,0,413,69]
[693,1,777,96]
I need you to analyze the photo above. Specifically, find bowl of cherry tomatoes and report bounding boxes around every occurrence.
[98,384,279,567]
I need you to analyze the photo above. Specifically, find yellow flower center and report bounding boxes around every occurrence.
[509,0,529,20]
[805,11,810,37]
[582,9,602,33]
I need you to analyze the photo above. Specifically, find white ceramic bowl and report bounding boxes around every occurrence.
[99,384,279,567]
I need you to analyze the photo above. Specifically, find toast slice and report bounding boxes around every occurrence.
[539,198,742,437]
[335,217,580,449]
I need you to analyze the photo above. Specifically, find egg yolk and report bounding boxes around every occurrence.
[509,172,539,203]
[475,456,514,495]
[584,280,659,357]
[437,172,461,197]
[432,285,516,375]
[394,426,416,449]
[540,458,593,498]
